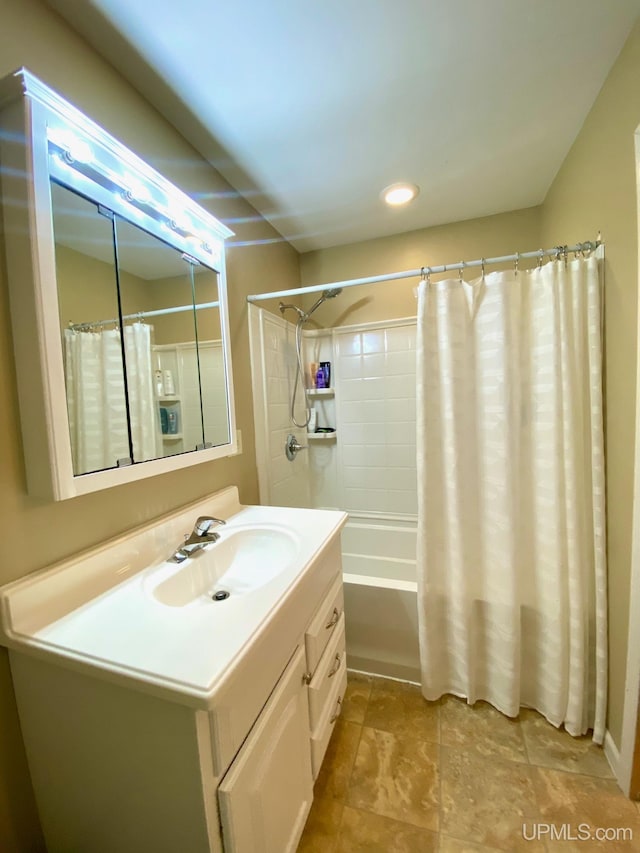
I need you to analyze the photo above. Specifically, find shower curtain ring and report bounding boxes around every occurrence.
[481,258,486,279]
[537,249,544,269]
[459,261,464,282]
[514,252,519,276]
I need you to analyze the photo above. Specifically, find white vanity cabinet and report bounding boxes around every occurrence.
[217,567,347,852]
[218,647,312,852]
[0,489,348,853]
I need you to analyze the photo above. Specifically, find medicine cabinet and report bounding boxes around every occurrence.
[0,69,237,500]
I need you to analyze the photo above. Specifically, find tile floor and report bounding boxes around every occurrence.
[298,672,640,852]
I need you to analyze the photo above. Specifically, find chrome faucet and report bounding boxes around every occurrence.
[168,516,226,563]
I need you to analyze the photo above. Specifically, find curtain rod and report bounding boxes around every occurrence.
[246,239,601,303]
[68,300,220,332]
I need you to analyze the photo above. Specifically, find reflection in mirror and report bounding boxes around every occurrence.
[113,217,196,461]
[51,182,130,476]
[193,267,231,448]
[51,177,232,475]
[114,217,229,459]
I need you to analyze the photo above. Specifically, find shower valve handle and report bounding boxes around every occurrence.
[285,433,307,461]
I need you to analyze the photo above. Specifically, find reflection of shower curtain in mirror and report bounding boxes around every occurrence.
[64,322,161,473]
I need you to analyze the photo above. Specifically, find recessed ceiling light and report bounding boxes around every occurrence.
[381,182,420,206]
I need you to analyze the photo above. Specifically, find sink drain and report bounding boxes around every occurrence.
[212,589,230,601]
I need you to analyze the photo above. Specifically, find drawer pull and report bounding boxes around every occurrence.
[325,608,340,630]
[328,653,342,679]
[330,695,343,724]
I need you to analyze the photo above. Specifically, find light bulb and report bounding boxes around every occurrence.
[381,182,419,206]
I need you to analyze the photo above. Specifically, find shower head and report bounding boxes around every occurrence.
[306,287,343,318]
[279,287,342,323]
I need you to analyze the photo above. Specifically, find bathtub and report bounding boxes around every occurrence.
[341,516,421,682]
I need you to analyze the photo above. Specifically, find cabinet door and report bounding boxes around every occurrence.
[218,646,312,853]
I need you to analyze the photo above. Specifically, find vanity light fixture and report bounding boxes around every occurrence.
[381,182,420,206]
[48,127,93,165]
[45,122,224,260]
[0,68,236,500]
[122,177,151,205]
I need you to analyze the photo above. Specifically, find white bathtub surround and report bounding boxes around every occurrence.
[249,310,422,680]
[335,322,417,515]
[248,305,310,508]
[416,247,607,743]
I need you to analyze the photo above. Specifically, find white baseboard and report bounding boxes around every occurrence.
[604,729,623,791]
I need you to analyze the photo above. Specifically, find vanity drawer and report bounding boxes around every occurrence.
[307,614,346,730]
[304,574,344,676]
[310,665,348,779]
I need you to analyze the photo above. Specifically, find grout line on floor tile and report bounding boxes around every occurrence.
[341,802,442,845]
[340,672,369,813]
[526,760,616,781]
[331,799,346,849]
[519,713,533,766]
[343,720,365,795]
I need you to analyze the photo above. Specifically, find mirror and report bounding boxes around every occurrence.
[51,182,231,476]
[0,69,236,500]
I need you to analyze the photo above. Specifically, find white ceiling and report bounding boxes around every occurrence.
[49,0,640,252]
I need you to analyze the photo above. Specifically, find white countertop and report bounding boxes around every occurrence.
[0,489,347,705]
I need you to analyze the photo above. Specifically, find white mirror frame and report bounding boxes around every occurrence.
[0,68,237,501]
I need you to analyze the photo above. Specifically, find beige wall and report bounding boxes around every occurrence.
[300,205,541,326]
[56,243,152,329]
[145,271,222,345]
[0,1,300,850]
[57,244,223,345]
[541,20,640,750]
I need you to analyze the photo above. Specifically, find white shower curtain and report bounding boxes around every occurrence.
[64,322,161,474]
[122,324,163,463]
[416,246,607,742]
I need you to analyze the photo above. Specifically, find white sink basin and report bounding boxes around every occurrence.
[151,524,300,607]
[0,487,347,703]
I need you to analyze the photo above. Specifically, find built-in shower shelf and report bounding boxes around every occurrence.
[162,433,183,441]
[308,432,337,442]
[308,388,334,397]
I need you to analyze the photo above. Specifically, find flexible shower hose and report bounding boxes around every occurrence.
[290,316,310,428]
